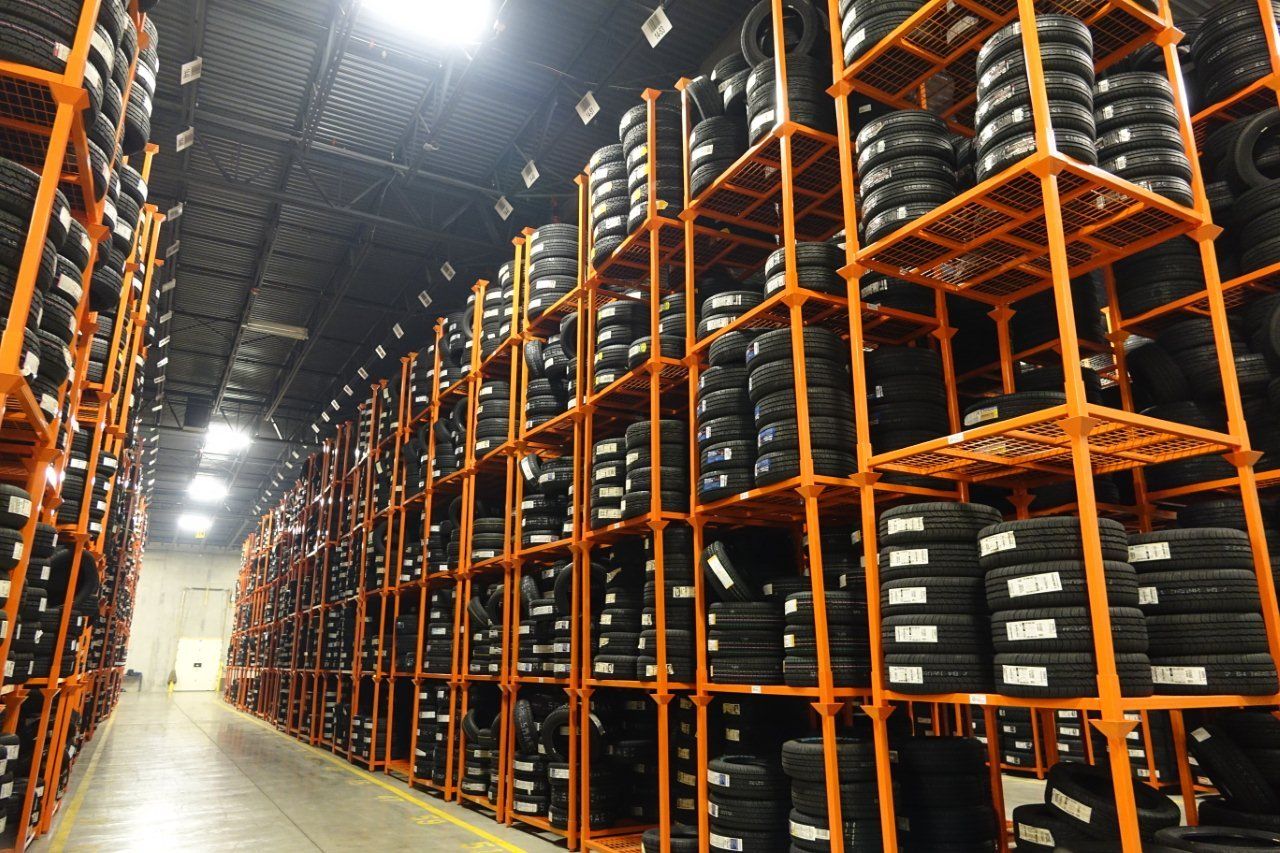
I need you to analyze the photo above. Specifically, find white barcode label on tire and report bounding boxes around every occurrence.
[1007,571,1062,599]
[1002,664,1048,687]
[980,530,1016,556]
[1128,542,1171,563]
[1051,789,1092,823]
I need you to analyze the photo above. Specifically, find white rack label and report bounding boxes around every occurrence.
[1006,618,1057,642]
[1128,542,1171,563]
[1007,571,1062,599]
[577,91,600,124]
[642,6,673,47]
[1002,664,1048,687]
[981,530,1016,556]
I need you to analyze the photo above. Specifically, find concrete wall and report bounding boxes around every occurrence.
[124,548,241,692]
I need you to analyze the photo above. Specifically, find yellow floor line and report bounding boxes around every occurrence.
[219,702,526,852]
[50,709,118,851]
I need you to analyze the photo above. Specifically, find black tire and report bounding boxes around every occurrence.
[995,651,1154,698]
[977,517,1128,571]
[884,653,992,693]
[1044,761,1179,839]
[1187,723,1280,813]
[1139,569,1261,615]
[1198,797,1280,833]
[991,606,1148,654]
[878,502,1003,545]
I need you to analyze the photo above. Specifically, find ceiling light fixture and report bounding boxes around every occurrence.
[244,320,309,341]
[177,513,213,534]
[204,423,251,455]
[188,475,229,502]
[364,0,492,43]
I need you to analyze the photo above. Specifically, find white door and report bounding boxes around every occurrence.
[174,637,222,691]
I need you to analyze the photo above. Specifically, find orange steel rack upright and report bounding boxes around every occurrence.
[408,320,464,801]
[504,211,586,848]
[672,5,889,851]
[454,271,521,820]
[822,1,1280,851]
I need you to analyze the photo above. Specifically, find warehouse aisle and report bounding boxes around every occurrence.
[38,692,560,852]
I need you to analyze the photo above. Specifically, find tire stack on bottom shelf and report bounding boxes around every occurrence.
[897,737,998,852]
[1191,711,1280,832]
[1012,762,1179,851]
[782,735,883,852]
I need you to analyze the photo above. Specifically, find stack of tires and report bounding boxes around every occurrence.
[879,502,1000,695]
[745,51,834,144]
[1012,762,1178,850]
[782,736,883,851]
[524,323,573,430]
[619,101,682,237]
[509,692,560,819]
[706,753,789,851]
[706,595,784,686]
[1095,72,1194,207]
[466,581,503,675]
[782,587,868,687]
[747,327,856,484]
[588,144,629,268]
[974,16,1096,182]
[392,610,417,672]
[689,112,746,199]
[593,297,643,392]
[980,517,1153,698]
[1190,712,1280,832]
[897,737,999,852]
[592,541,643,681]
[856,110,958,244]
[839,0,924,65]
[414,683,451,783]
[518,454,568,548]
[990,707,1037,770]
[478,269,510,359]
[865,346,949,454]
[696,356,754,504]
[409,341,435,417]
[517,575,557,677]
[622,419,689,518]
[460,698,500,800]
[422,585,455,675]
[1128,527,1278,695]
[590,437,626,529]
[1191,0,1280,106]
[763,242,843,296]
[527,224,577,320]
[472,378,510,460]
[639,524,696,682]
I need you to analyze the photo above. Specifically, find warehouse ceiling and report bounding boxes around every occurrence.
[142,0,753,549]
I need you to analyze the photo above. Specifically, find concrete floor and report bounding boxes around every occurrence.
[32,690,1082,852]
[36,692,563,852]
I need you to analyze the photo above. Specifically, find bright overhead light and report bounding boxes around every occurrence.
[204,423,251,455]
[188,475,229,502]
[177,513,213,534]
[365,0,492,43]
